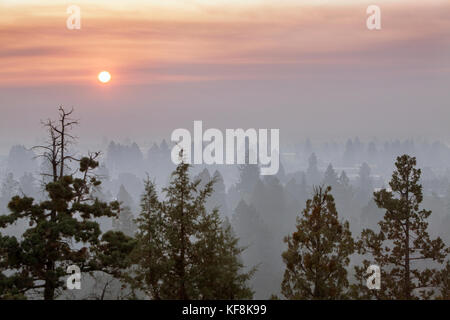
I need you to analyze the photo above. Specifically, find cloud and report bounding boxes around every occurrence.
[0,1,448,86]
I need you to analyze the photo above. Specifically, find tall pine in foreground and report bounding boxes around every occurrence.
[0,107,135,300]
[281,186,354,299]
[129,161,253,299]
[353,155,449,299]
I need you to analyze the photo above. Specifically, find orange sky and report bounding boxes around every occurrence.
[0,0,449,149]
[1,0,449,86]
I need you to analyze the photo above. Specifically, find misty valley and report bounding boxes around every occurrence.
[0,108,448,300]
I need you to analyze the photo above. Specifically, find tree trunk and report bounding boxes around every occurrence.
[404,186,411,299]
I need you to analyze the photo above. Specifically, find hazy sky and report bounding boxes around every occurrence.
[0,0,449,153]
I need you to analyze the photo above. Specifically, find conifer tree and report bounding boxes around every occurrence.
[433,261,449,300]
[113,185,136,237]
[323,164,338,189]
[209,170,229,218]
[0,107,134,300]
[130,160,253,299]
[281,186,354,299]
[127,178,167,299]
[232,200,273,299]
[194,212,253,299]
[306,153,321,186]
[356,162,373,204]
[0,173,19,212]
[353,155,449,299]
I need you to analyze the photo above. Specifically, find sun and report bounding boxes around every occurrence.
[98,71,111,84]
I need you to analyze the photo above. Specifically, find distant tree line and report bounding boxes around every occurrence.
[0,107,448,300]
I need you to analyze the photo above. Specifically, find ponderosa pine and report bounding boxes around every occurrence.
[281,186,354,299]
[353,155,449,299]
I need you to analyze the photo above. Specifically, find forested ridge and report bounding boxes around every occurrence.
[0,108,448,300]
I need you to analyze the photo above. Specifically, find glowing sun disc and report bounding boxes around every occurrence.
[98,71,111,83]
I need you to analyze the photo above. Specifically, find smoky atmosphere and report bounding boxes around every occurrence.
[0,0,449,305]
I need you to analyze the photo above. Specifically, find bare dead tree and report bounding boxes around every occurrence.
[0,106,127,301]
[33,106,78,183]
[32,106,102,204]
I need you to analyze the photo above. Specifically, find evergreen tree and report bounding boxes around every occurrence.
[276,163,287,184]
[333,170,358,229]
[18,173,39,200]
[228,163,260,210]
[368,141,377,161]
[306,153,321,186]
[356,162,373,204]
[360,199,383,230]
[194,213,253,299]
[113,185,136,237]
[232,200,273,299]
[0,173,19,212]
[130,160,253,299]
[285,178,307,229]
[127,178,167,299]
[0,107,134,300]
[209,170,229,218]
[338,171,350,188]
[433,261,450,300]
[281,186,354,299]
[353,155,449,299]
[6,145,37,178]
[194,168,212,189]
[252,176,287,237]
[343,139,355,166]
[323,163,338,189]
[236,164,260,195]
[334,170,359,233]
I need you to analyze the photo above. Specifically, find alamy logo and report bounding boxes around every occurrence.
[67,265,81,290]
[66,5,81,30]
[171,121,279,175]
[366,265,381,290]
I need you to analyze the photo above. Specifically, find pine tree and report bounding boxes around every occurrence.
[0,107,135,300]
[252,176,287,238]
[338,171,350,188]
[433,261,450,300]
[306,153,321,186]
[194,213,253,299]
[18,173,39,200]
[343,139,355,166]
[130,160,253,299]
[0,173,19,212]
[281,186,354,299]
[6,145,37,178]
[232,200,273,299]
[236,164,260,195]
[356,162,373,204]
[353,155,449,299]
[127,178,167,299]
[323,163,338,189]
[113,185,136,237]
[210,170,229,218]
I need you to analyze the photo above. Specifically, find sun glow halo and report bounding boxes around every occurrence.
[98,71,111,84]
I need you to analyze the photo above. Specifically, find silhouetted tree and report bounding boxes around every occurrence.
[209,170,229,218]
[281,186,354,299]
[433,261,449,300]
[113,185,136,237]
[353,155,449,299]
[323,163,338,189]
[232,200,272,299]
[129,160,253,299]
[0,107,135,300]
[356,162,373,204]
[236,164,260,195]
[306,153,321,186]
[0,173,19,212]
